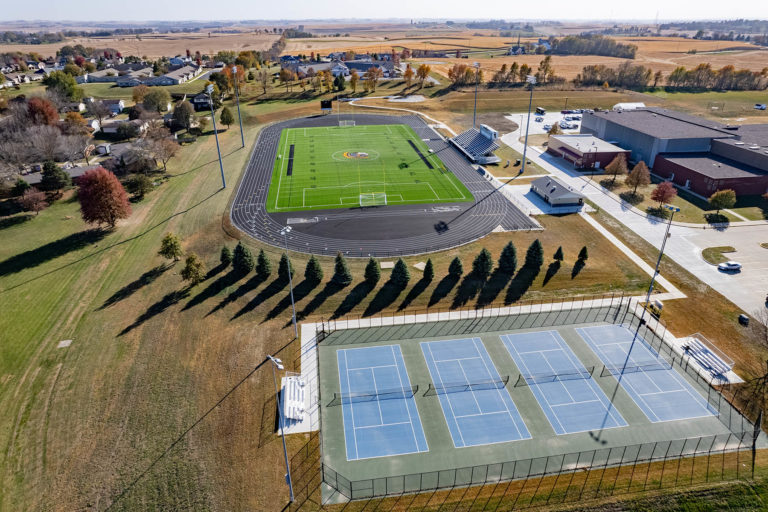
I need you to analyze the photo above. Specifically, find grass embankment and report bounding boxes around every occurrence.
[0,90,653,510]
[702,246,737,265]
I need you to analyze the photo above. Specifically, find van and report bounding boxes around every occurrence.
[535,107,546,115]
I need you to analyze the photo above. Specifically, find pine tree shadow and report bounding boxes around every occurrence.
[183,268,241,311]
[207,273,265,316]
[505,266,540,304]
[0,228,108,277]
[119,287,191,336]
[571,259,586,279]
[476,270,512,307]
[364,281,405,317]
[452,274,485,309]
[297,281,345,320]
[398,278,431,311]
[429,274,459,306]
[333,281,375,319]
[263,278,320,321]
[99,263,171,310]
[231,277,287,320]
[542,261,561,286]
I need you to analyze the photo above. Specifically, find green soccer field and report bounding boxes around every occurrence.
[265,124,474,212]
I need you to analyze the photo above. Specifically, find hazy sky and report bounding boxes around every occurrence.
[3,0,767,22]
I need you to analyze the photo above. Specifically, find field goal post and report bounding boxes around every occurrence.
[360,192,387,207]
[339,120,356,127]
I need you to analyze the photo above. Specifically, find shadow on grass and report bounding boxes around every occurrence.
[297,281,345,320]
[0,228,108,278]
[476,271,512,307]
[428,274,459,307]
[99,263,171,310]
[542,261,561,286]
[505,266,540,304]
[183,267,241,312]
[398,278,431,311]
[333,281,375,319]
[207,272,266,316]
[119,287,191,336]
[263,278,320,321]
[364,281,405,317]
[705,213,730,229]
[0,214,32,230]
[571,259,586,279]
[452,274,485,309]
[231,277,287,320]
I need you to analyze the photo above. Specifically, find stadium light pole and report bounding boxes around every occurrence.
[231,65,245,148]
[280,226,299,339]
[472,62,480,129]
[206,84,226,188]
[267,355,295,503]
[520,75,536,176]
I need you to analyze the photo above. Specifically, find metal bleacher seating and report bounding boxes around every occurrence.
[684,338,732,377]
[451,128,501,160]
[282,375,306,421]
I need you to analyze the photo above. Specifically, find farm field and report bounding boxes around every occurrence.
[265,124,472,211]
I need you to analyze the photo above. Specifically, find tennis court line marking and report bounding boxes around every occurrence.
[390,345,422,452]
[355,421,412,430]
[345,363,397,371]
[457,355,484,413]
[426,343,467,447]
[369,367,385,424]
[340,350,359,460]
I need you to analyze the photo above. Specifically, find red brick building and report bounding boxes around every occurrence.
[546,135,630,169]
[652,153,768,197]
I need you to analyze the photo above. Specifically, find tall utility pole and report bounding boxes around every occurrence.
[206,84,226,188]
[472,62,480,129]
[280,226,298,338]
[267,355,294,503]
[231,65,245,148]
[520,75,536,175]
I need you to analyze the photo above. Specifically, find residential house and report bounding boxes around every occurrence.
[100,119,149,135]
[60,101,86,113]
[103,99,126,116]
[192,92,211,111]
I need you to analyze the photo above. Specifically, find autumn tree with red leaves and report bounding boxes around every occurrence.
[78,167,131,228]
[650,181,678,207]
[27,97,59,126]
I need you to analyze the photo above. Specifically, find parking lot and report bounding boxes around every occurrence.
[505,110,584,137]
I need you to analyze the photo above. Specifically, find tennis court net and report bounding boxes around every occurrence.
[514,366,595,387]
[600,360,672,377]
[424,376,509,396]
[328,385,418,406]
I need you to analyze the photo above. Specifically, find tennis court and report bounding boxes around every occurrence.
[420,338,531,448]
[576,325,715,423]
[336,345,428,461]
[501,331,627,435]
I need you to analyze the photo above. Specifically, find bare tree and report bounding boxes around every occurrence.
[257,69,269,94]
[28,125,64,162]
[87,100,111,131]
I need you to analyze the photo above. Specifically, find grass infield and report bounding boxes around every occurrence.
[265,124,473,212]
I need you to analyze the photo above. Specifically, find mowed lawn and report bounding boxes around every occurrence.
[265,124,473,212]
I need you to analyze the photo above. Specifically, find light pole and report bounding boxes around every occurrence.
[520,75,536,176]
[267,355,294,503]
[231,65,245,148]
[206,84,226,188]
[472,62,480,129]
[280,226,298,338]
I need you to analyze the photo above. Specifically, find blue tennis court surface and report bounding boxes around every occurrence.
[420,338,530,448]
[337,345,428,461]
[577,325,715,423]
[501,331,627,435]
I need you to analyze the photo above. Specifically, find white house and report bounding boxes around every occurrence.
[103,99,125,116]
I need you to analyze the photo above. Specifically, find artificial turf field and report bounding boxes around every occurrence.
[265,124,473,212]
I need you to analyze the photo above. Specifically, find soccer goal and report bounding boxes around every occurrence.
[339,120,356,127]
[360,192,387,207]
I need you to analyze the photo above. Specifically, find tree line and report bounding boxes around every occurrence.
[550,35,637,59]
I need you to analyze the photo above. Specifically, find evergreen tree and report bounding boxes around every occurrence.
[448,257,463,277]
[158,232,183,261]
[498,241,517,274]
[578,246,589,261]
[305,255,323,283]
[553,246,564,262]
[331,252,353,286]
[525,239,544,269]
[220,106,235,129]
[181,252,206,284]
[40,160,71,193]
[233,241,255,274]
[423,259,434,282]
[390,258,410,288]
[364,257,380,285]
[220,246,232,267]
[278,253,295,281]
[256,248,271,277]
[472,248,493,279]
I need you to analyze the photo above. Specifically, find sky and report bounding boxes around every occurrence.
[3,0,767,22]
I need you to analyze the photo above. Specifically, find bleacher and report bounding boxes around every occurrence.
[682,335,734,378]
[281,375,306,421]
[450,125,501,164]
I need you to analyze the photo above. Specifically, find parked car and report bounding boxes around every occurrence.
[718,261,742,272]
[543,124,552,131]
[572,114,582,120]
[755,104,767,110]
[535,116,544,122]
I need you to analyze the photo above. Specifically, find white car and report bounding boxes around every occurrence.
[535,116,544,122]
[718,261,742,272]
[543,124,552,131]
